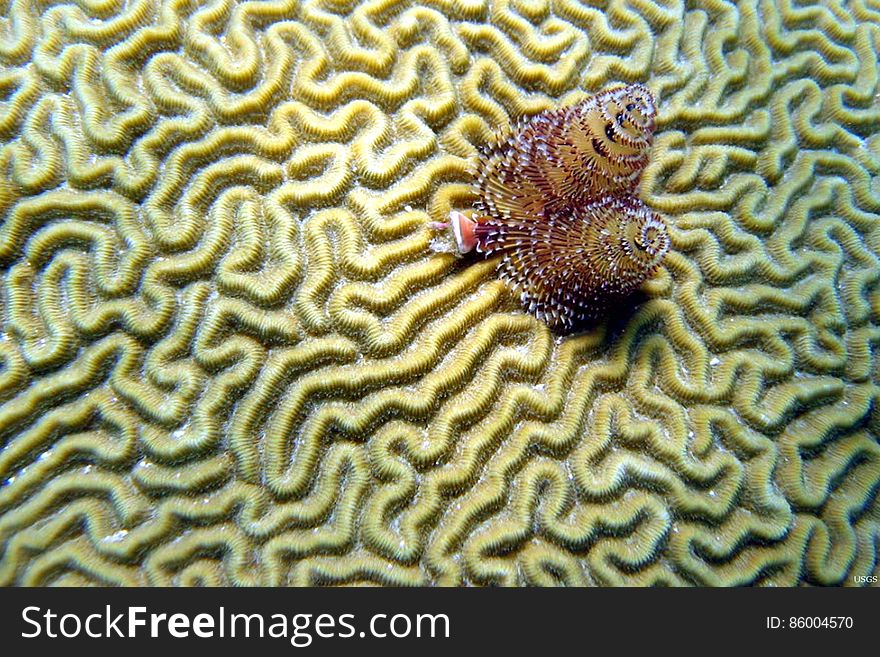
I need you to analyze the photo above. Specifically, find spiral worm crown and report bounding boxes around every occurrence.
[463,83,668,329]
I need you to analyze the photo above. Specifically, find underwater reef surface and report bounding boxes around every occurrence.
[0,0,879,587]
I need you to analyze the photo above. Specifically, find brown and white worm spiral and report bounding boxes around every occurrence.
[436,83,669,330]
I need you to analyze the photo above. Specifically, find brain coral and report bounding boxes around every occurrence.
[0,0,879,587]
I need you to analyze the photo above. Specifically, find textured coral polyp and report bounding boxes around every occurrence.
[0,0,879,586]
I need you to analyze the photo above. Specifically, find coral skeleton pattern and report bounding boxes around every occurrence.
[0,0,878,587]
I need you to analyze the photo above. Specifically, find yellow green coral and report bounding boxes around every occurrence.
[1,0,879,586]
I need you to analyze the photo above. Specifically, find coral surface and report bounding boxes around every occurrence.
[1,0,879,586]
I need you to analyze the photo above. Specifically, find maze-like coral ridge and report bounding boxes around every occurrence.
[1,0,879,586]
